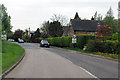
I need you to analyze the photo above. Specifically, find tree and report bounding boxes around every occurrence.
[50,14,68,26]
[40,21,50,36]
[0,4,12,33]
[97,14,102,20]
[95,25,112,42]
[48,21,63,37]
[7,31,13,39]
[104,7,117,33]
[94,11,97,20]
[94,11,102,20]
[23,29,30,42]
[30,28,41,42]
[13,29,23,41]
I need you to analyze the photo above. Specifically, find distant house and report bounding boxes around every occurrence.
[63,12,104,36]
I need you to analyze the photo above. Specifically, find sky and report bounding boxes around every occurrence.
[1,0,119,32]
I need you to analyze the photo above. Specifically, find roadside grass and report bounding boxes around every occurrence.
[64,47,119,59]
[2,41,25,73]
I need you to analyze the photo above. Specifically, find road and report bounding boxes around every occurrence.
[5,43,118,78]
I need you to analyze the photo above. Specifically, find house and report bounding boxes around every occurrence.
[63,12,104,36]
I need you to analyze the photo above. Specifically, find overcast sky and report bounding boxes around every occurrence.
[1,0,119,32]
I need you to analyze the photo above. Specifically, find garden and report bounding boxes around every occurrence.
[47,25,119,59]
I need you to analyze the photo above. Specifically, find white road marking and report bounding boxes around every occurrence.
[79,66,98,78]
[66,59,73,64]
[66,59,99,79]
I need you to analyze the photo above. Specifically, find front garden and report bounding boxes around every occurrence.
[47,34,119,59]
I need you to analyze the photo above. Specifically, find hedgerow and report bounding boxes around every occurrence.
[47,35,119,54]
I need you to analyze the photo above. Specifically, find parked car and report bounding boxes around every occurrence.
[8,39,15,42]
[18,39,24,43]
[40,40,50,47]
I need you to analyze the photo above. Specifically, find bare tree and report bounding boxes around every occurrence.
[40,21,50,35]
[50,14,69,26]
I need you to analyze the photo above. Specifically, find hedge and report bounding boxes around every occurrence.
[86,40,119,54]
[47,35,119,54]
[47,35,95,48]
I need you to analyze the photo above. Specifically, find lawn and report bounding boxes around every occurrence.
[64,47,119,59]
[2,41,25,73]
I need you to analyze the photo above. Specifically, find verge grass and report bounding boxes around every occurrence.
[64,47,119,59]
[2,41,25,73]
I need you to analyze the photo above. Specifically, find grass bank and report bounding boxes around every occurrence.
[64,47,119,59]
[2,41,25,73]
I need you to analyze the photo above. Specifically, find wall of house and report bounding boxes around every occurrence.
[75,31,90,35]
[68,26,74,36]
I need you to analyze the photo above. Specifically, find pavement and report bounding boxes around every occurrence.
[4,43,118,78]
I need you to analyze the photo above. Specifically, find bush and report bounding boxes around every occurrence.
[104,41,119,54]
[47,35,119,54]
[86,40,119,54]
[76,35,95,49]
[112,32,118,40]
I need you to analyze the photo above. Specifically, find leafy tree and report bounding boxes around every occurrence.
[0,4,12,33]
[23,29,30,42]
[95,25,112,42]
[94,11,102,20]
[97,14,102,20]
[94,11,97,20]
[104,7,117,33]
[7,31,13,39]
[0,5,2,30]
[48,21,63,37]
[13,29,23,41]
[30,28,41,42]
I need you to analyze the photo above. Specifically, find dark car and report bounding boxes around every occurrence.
[40,40,50,47]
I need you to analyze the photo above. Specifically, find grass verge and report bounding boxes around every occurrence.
[64,47,119,59]
[2,41,25,73]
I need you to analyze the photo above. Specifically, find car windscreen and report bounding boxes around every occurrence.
[42,40,48,43]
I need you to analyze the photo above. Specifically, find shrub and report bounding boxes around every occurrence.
[112,32,118,40]
[86,40,119,54]
[85,40,102,52]
[77,35,95,49]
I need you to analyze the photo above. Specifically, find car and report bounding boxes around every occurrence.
[40,40,50,47]
[8,39,15,42]
[18,39,24,43]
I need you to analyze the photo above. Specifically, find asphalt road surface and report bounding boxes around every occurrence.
[5,43,118,78]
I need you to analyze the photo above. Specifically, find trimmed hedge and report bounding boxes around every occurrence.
[47,36,72,47]
[47,35,95,48]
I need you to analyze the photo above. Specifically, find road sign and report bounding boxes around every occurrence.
[72,34,76,39]
[72,38,77,43]
[72,34,77,43]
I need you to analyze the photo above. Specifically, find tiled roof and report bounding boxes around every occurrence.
[71,19,104,32]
